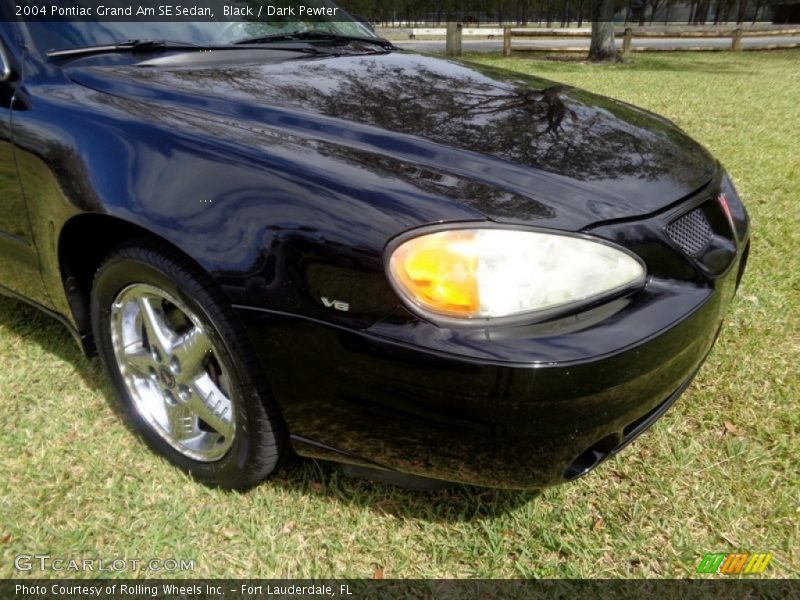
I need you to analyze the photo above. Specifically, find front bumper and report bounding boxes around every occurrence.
[236,181,750,489]
[236,245,745,489]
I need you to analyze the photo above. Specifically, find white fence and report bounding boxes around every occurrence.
[410,27,504,38]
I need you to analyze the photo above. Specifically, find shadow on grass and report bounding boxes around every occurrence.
[272,459,542,522]
[0,294,106,391]
[0,295,539,521]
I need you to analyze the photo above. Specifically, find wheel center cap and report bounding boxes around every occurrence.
[159,366,176,389]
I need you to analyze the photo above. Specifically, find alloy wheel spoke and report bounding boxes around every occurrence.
[121,343,154,378]
[138,295,176,355]
[165,401,198,440]
[189,375,234,440]
[172,326,212,380]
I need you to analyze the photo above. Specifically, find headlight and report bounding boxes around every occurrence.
[387,228,645,321]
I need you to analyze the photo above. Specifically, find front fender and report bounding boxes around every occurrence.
[13,78,483,329]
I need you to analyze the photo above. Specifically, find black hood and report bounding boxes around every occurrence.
[68,50,716,229]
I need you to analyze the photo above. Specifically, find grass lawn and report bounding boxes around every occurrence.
[1,50,798,579]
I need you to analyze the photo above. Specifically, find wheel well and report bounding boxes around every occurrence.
[58,214,200,356]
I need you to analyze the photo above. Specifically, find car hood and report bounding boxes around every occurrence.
[67,51,716,229]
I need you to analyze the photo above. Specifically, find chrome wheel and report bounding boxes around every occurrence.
[109,284,235,462]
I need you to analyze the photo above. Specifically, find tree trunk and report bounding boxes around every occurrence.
[736,0,747,24]
[752,0,765,24]
[589,0,619,62]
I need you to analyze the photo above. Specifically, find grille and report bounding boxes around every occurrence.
[666,208,713,257]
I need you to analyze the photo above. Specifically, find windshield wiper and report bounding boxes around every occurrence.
[47,39,208,58]
[47,31,393,60]
[47,38,329,59]
[233,30,394,51]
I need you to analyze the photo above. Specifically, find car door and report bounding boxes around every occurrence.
[0,24,48,303]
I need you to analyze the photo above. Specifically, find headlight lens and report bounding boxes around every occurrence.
[388,228,645,320]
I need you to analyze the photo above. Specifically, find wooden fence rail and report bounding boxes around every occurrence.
[499,26,800,55]
[430,24,800,56]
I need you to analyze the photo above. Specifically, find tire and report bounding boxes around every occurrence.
[91,238,284,489]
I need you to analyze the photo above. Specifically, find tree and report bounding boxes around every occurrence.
[589,0,619,62]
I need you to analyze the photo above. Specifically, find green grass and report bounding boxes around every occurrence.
[1,51,799,579]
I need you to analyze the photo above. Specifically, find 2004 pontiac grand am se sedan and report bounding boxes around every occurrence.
[0,3,749,490]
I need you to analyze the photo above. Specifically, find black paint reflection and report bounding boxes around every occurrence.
[73,50,716,227]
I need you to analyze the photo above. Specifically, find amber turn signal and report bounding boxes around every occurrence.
[389,230,480,316]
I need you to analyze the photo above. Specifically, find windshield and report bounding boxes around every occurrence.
[21,0,374,53]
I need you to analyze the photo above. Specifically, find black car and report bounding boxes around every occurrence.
[0,6,749,490]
